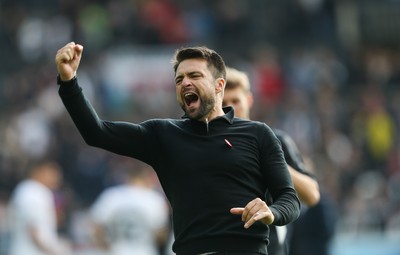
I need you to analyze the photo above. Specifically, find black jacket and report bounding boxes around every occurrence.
[58,78,300,254]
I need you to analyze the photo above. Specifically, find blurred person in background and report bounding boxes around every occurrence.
[8,159,70,255]
[223,66,320,255]
[89,163,170,255]
[287,157,337,255]
[55,42,300,254]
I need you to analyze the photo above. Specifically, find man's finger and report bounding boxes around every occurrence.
[230,207,244,215]
[242,199,260,222]
[244,212,262,229]
[56,47,73,64]
[74,44,84,54]
[55,52,71,64]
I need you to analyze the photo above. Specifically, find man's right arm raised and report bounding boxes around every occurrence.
[55,42,157,164]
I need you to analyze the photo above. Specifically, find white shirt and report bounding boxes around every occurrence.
[90,185,169,255]
[8,180,59,255]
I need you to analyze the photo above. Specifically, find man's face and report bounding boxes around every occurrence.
[223,87,252,120]
[175,58,218,120]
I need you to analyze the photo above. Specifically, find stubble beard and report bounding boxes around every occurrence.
[182,95,215,121]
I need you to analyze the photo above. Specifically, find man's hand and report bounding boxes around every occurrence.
[55,42,83,81]
[230,198,274,228]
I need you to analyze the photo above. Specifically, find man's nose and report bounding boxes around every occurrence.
[181,77,192,86]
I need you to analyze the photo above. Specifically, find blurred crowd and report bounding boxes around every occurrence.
[1,0,400,254]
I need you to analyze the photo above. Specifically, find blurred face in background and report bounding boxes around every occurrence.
[223,86,253,120]
[32,162,62,190]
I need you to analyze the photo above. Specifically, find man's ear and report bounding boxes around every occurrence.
[216,78,226,94]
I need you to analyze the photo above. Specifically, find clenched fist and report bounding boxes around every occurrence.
[55,42,83,81]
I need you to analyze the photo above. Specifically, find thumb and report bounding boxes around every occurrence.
[74,44,84,56]
[230,207,244,215]
[72,44,84,62]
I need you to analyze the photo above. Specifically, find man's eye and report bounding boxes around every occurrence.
[191,74,201,79]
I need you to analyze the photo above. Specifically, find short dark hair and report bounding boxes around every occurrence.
[172,46,226,80]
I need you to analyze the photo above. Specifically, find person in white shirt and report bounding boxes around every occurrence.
[8,160,69,255]
[89,164,170,255]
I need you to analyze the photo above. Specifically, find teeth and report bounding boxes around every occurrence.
[183,92,198,106]
[184,92,195,98]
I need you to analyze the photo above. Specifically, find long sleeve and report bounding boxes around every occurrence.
[260,125,301,226]
[58,78,159,165]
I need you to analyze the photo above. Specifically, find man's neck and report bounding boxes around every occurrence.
[199,107,225,123]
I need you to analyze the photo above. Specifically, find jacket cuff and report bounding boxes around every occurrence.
[57,75,81,96]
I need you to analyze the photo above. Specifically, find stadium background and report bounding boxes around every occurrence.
[0,0,400,254]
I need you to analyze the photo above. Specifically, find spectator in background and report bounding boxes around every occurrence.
[8,159,70,255]
[89,163,170,255]
[223,66,320,255]
[288,158,337,255]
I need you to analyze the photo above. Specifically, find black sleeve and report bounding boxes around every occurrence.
[273,129,314,178]
[58,78,159,166]
[259,124,301,226]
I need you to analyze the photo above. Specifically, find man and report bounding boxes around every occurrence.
[223,66,320,255]
[8,160,69,255]
[55,42,300,254]
[89,164,170,255]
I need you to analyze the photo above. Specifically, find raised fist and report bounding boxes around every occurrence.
[55,42,83,81]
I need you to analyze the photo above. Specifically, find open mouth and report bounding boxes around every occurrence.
[184,92,199,106]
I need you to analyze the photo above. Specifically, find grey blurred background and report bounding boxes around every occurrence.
[0,0,400,254]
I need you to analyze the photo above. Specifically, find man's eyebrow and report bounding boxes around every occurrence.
[175,71,203,79]
[187,71,203,76]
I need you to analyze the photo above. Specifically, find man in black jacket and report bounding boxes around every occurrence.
[55,42,300,254]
